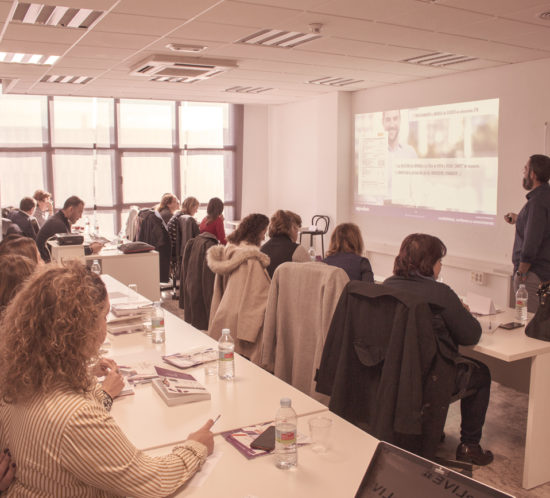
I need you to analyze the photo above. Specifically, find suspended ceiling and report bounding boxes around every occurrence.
[1,0,550,104]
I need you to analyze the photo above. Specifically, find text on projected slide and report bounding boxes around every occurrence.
[354,98,499,225]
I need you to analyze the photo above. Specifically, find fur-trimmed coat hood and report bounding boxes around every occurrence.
[206,243,271,364]
[206,243,270,276]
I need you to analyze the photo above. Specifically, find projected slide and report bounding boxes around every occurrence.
[354,98,499,225]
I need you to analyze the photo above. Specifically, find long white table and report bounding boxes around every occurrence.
[104,275,328,451]
[147,414,379,498]
[464,310,550,489]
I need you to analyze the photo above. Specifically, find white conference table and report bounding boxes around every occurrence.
[104,275,328,451]
[147,414,379,498]
[464,309,550,489]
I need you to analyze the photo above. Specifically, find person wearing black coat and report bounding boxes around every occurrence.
[383,233,493,466]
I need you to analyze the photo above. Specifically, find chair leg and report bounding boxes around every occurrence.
[321,235,324,259]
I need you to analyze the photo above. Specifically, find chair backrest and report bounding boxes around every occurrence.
[316,281,455,459]
[262,261,349,402]
[311,215,330,234]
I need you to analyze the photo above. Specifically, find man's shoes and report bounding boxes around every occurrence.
[456,443,494,466]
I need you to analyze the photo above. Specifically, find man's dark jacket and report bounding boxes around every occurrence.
[180,233,218,330]
[316,281,455,458]
[8,210,39,240]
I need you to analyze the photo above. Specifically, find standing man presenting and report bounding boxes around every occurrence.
[505,154,550,312]
[36,196,102,262]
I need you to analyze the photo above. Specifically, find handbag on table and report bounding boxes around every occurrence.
[525,281,550,341]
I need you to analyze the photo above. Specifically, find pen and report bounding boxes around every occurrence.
[212,414,221,426]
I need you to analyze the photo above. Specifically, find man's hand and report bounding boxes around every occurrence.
[187,419,215,455]
[504,212,517,225]
[89,242,104,254]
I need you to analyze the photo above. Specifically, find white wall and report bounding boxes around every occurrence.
[242,57,550,305]
[242,104,270,216]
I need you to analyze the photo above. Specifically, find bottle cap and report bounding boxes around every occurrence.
[280,397,291,407]
[221,328,230,335]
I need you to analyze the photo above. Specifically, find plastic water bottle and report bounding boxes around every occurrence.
[308,246,316,261]
[90,259,101,275]
[515,284,528,323]
[275,398,297,469]
[218,328,235,380]
[151,301,165,343]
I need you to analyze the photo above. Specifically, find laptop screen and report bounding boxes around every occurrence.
[355,442,514,498]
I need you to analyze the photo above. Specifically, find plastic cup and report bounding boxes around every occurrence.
[308,417,332,452]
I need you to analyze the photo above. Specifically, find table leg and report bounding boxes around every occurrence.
[523,351,550,489]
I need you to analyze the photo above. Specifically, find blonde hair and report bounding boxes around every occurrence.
[327,223,365,256]
[181,196,199,215]
[157,193,178,212]
[0,261,107,403]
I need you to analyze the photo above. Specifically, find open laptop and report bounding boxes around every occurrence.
[355,441,514,498]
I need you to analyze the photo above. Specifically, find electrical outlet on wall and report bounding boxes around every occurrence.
[470,271,485,285]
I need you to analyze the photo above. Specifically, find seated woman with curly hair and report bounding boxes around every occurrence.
[260,209,309,278]
[207,213,270,363]
[0,234,41,264]
[0,262,214,497]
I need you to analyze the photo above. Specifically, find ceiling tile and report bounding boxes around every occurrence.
[435,0,548,17]
[93,12,185,36]
[114,0,221,19]
[2,23,83,44]
[198,1,302,27]
[76,31,157,49]
[168,21,255,42]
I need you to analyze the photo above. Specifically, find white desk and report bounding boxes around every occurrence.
[464,310,550,489]
[103,276,328,451]
[147,414,379,498]
[88,248,160,301]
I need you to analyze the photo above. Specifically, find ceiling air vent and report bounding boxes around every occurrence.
[308,76,364,87]
[538,11,550,21]
[130,55,237,83]
[40,74,92,84]
[12,3,103,29]
[402,52,477,67]
[225,86,273,94]
[238,29,321,49]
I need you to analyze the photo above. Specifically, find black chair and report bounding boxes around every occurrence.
[299,215,330,259]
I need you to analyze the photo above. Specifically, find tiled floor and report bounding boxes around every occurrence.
[162,296,549,497]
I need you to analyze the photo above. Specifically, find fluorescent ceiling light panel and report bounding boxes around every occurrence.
[238,29,321,49]
[225,86,272,94]
[403,52,477,67]
[0,52,59,65]
[12,3,103,29]
[308,76,364,87]
[40,74,92,84]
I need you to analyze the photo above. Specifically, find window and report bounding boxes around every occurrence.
[0,95,241,235]
[0,95,47,147]
[119,99,175,148]
[122,153,173,203]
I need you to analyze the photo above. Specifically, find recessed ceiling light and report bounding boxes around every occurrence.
[40,74,93,84]
[0,52,59,65]
[238,29,321,49]
[307,76,364,87]
[166,43,207,53]
[225,86,273,94]
[12,3,103,29]
[402,52,477,67]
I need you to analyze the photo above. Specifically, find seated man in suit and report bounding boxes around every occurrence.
[8,197,39,240]
[35,196,102,262]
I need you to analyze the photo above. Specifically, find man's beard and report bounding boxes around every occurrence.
[523,175,534,191]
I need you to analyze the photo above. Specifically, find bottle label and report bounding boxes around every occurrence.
[151,317,164,329]
[276,429,296,446]
[219,351,234,361]
[516,299,526,307]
